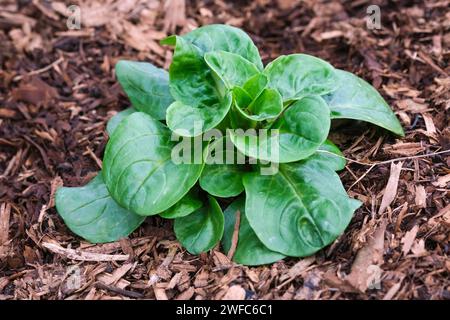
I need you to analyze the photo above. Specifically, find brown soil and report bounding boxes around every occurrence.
[0,0,449,300]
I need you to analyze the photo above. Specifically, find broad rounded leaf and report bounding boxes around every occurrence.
[103,112,203,216]
[229,96,331,163]
[55,173,145,243]
[162,36,221,108]
[166,93,232,137]
[174,196,224,254]
[323,69,404,136]
[204,51,259,88]
[182,24,263,70]
[199,137,246,198]
[106,107,136,136]
[243,161,362,256]
[305,140,346,171]
[264,54,337,101]
[162,36,232,136]
[222,198,285,265]
[115,61,173,120]
[160,189,203,219]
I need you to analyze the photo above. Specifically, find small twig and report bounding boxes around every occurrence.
[42,242,129,261]
[95,282,144,299]
[23,135,51,172]
[227,210,241,260]
[86,147,103,169]
[13,57,64,81]
[348,164,376,190]
[319,149,449,191]
[317,149,450,167]
[418,51,448,77]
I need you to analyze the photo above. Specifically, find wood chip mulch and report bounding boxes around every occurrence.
[0,0,449,300]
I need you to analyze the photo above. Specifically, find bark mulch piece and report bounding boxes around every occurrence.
[0,0,448,300]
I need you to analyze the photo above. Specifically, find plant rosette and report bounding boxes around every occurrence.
[56,24,403,266]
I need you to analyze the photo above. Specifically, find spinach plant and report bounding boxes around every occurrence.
[56,24,403,265]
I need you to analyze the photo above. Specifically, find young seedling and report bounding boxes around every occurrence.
[56,24,403,265]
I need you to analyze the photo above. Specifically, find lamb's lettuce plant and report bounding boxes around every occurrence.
[56,24,403,265]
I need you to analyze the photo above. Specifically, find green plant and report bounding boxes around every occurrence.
[56,24,403,265]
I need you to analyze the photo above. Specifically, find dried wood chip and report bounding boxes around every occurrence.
[175,287,195,300]
[84,287,97,300]
[0,108,17,118]
[167,272,183,290]
[378,162,403,215]
[0,277,9,292]
[414,185,427,208]
[421,113,437,136]
[227,210,240,260]
[396,99,430,113]
[48,177,63,209]
[0,203,11,246]
[213,251,232,269]
[383,279,403,300]
[401,225,420,255]
[345,221,386,293]
[80,236,154,254]
[441,206,450,228]
[153,284,168,300]
[432,174,450,187]
[119,237,134,261]
[244,268,259,283]
[279,256,315,284]
[395,203,409,234]
[222,285,246,300]
[294,271,322,300]
[32,0,60,20]
[411,239,427,256]
[12,77,58,106]
[163,0,186,33]
[100,263,134,286]
[193,268,209,288]
[42,242,129,261]
[383,143,425,156]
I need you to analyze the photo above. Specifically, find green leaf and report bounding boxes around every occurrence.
[199,137,246,198]
[245,88,283,121]
[166,93,232,137]
[159,189,203,219]
[163,36,232,137]
[232,86,253,109]
[243,73,268,99]
[264,54,337,101]
[306,140,346,171]
[115,61,173,120]
[243,161,362,257]
[174,195,224,254]
[181,24,263,70]
[55,173,145,243]
[230,78,280,123]
[323,69,404,136]
[106,107,136,136]
[163,36,221,108]
[222,198,285,265]
[103,112,203,216]
[229,96,331,163]
[229,102,257,130]
[204,51,260,89]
